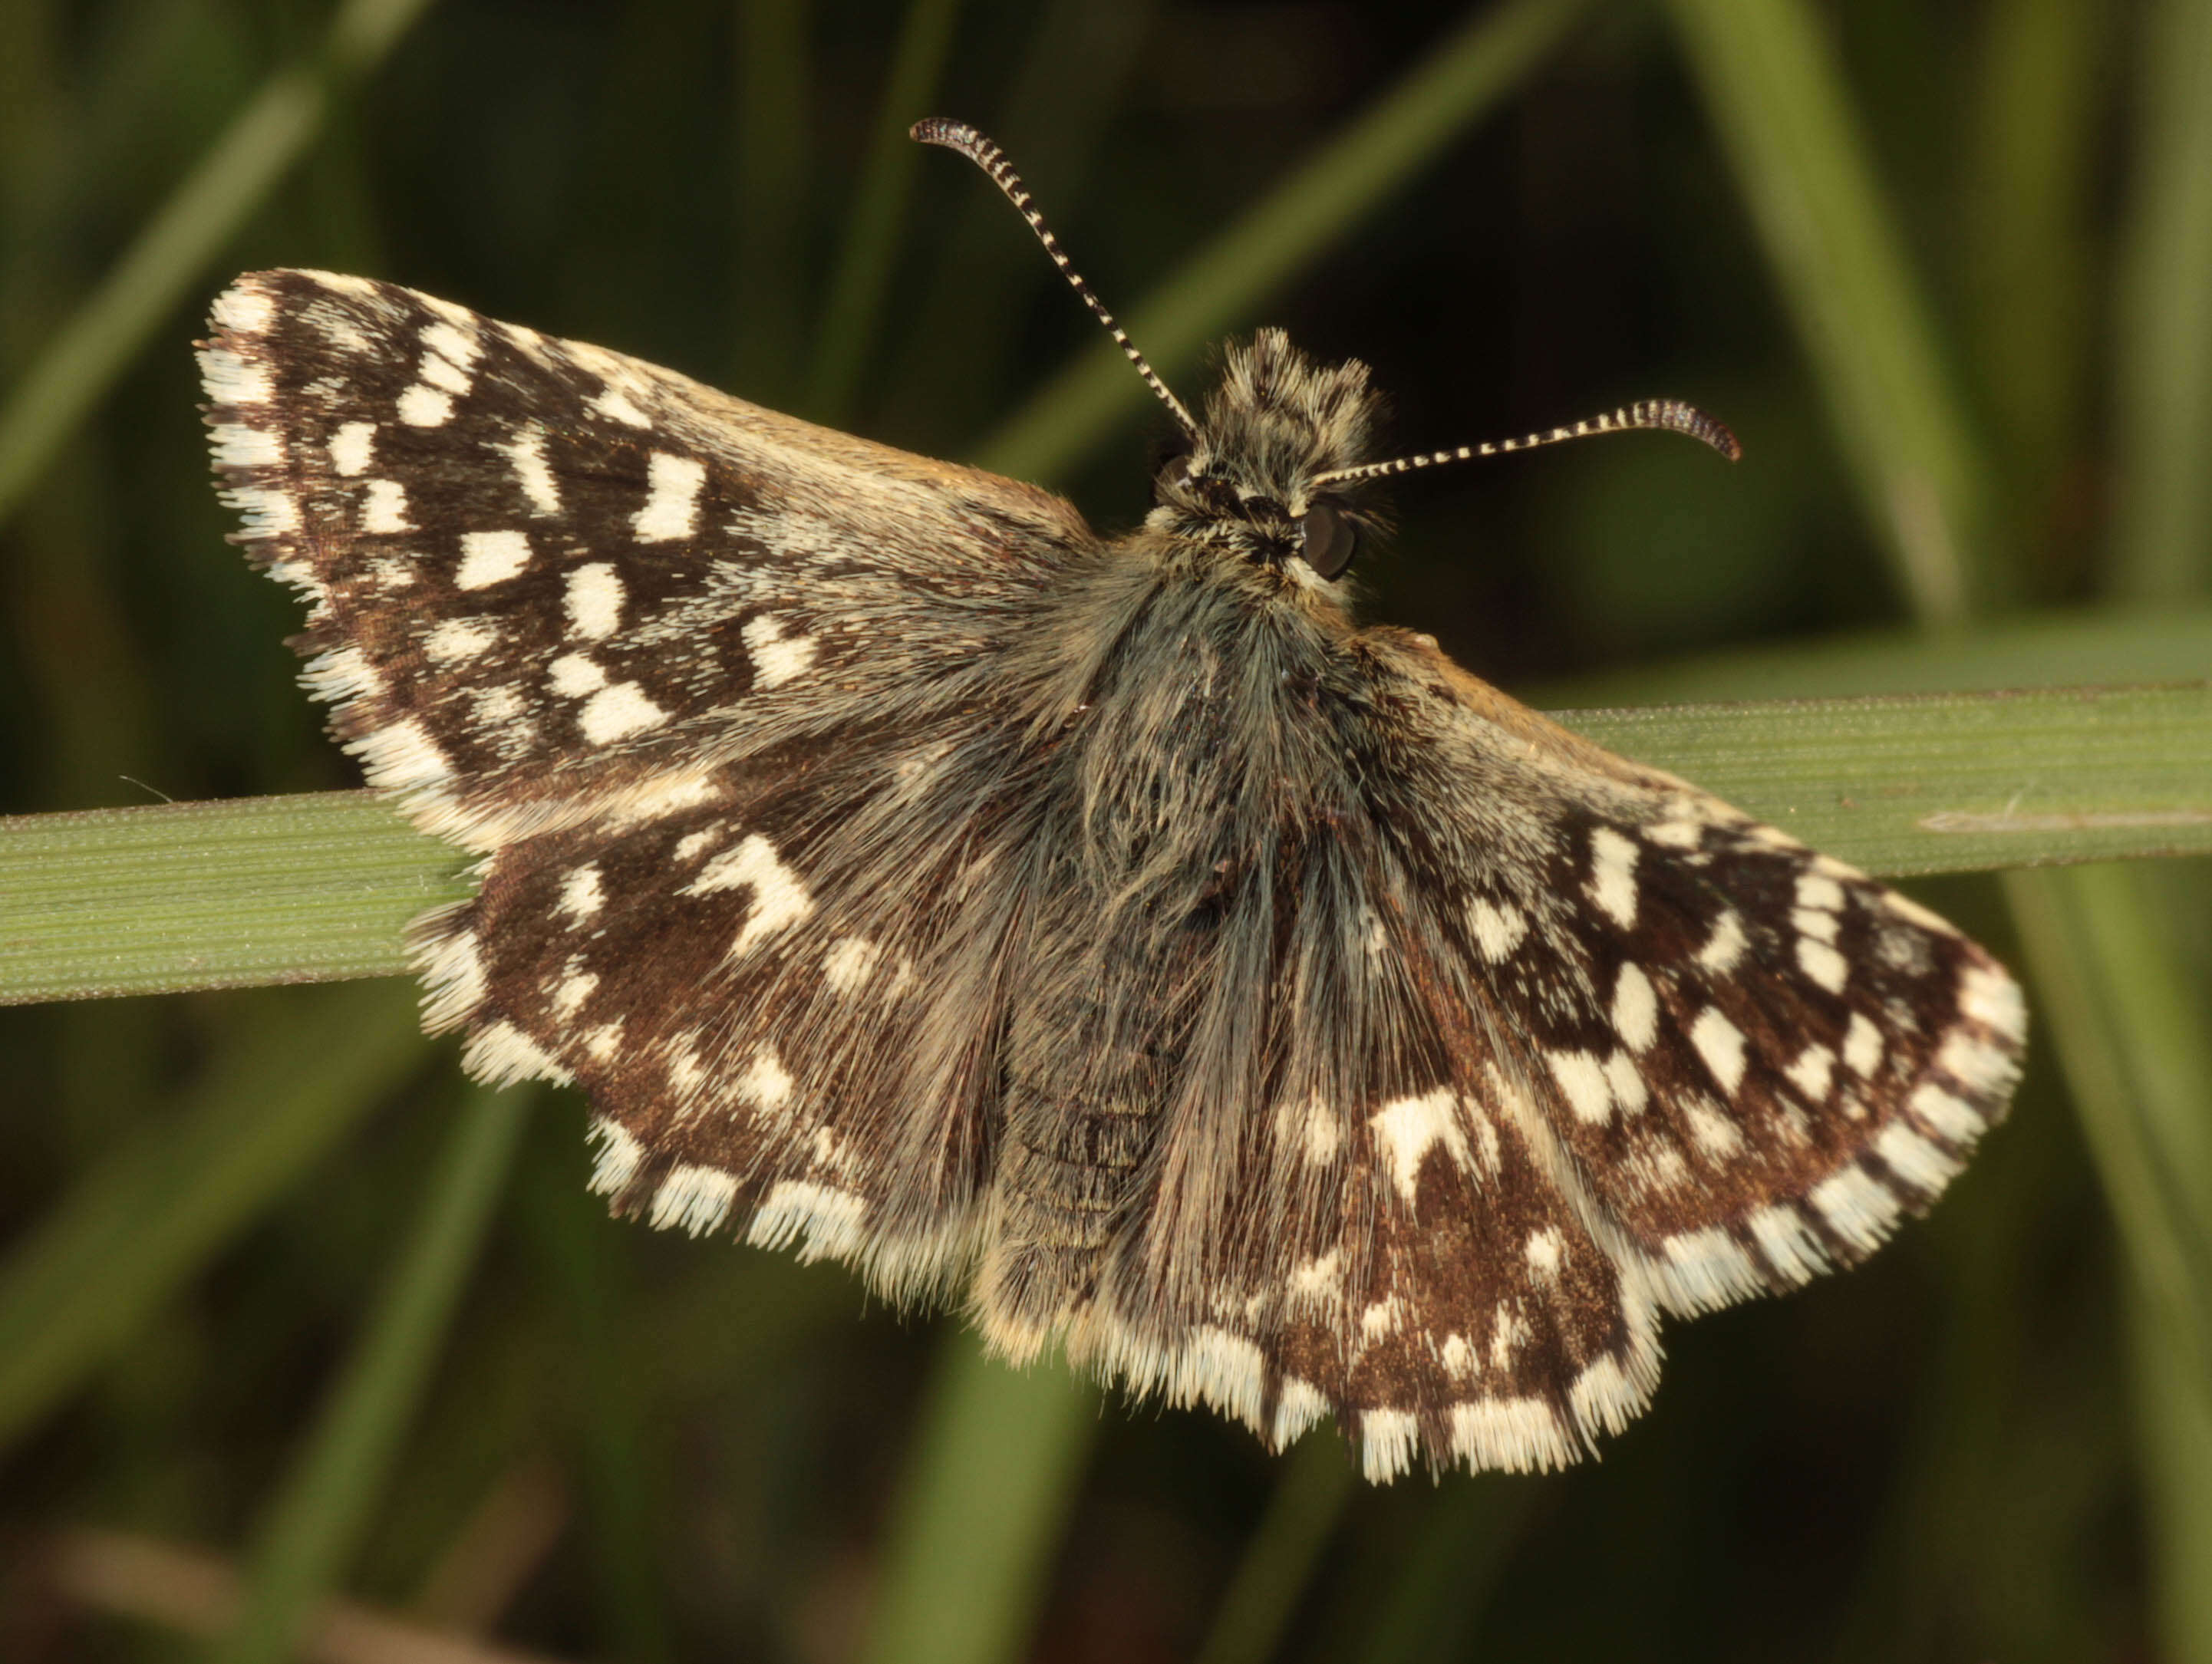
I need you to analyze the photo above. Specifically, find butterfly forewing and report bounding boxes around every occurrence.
[203,270,1086,852]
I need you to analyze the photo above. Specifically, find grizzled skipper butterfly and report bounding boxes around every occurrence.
[201,120,2023,1479]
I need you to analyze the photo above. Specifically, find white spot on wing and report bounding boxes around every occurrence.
[1877,1122,1962,1191]
[1959,963,2026,1041]
[421,319,480,368]
[1587,827,1639,929]
[633,452,705,541]
[496,424,561,516]
[1785,1043,1835,1101]
[593,386,651,427]
[1811,1165,1902,1251]
[557,864,604,921]
[424,618,497,664]
[1611,962,1658,1051]
[461,1020,572,1087]
[739,1046,793,1110]
[1359,1297,1403,1344]
[579,683,667,744]
[328,420,376,476]
[551,965,598,1020]
[304,645,381,702]
[1792,906,1841,943]
[1797,935,1850,993]
[1274,1093,1341,1165]
[198,345,273,406]
[1910,1082,1984,1142]
[397,384,453,426]
[685,834,814,957]
[565,562,625,639]
[456,529,532,588]
[1272,1379,1331,1448]
[212,285,276,335]
[1360,1409,1422,1481]
[1684,1099,1745,1158]
[587,1118,642,1194]
[354,717,451,792]
[747,1181,865,1263]
[1546,1049,1613,1125]
[1937,1028,2015,1096]
[224,485,300,536]
[1747,1204,1826,1284]
[742,615,819,687]
[822,936,882,993]
[1449,1398,1574,1475]
[651,1165,737,1236]
[1659,1227,1761,1309]
[213,423,283,467]
[417,349,472,395]
[1697,909,1748,973]
[548,653,606,697]
[1286,1250,1341,1311]
[361,477,411,533]
[418,929,485,1030]
[1843,1010,1884,1076]
[1569,1353,1651,1442]
[1525,1227,1564,1277]
[1689,1007,1748,1095]
[1369,1087,1472,1204]
[1603,1050,1648,1115]
[1468,898,1527,961]
[1795,874,1845,912]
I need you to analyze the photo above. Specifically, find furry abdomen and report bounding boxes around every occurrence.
[974,541,1370,1354]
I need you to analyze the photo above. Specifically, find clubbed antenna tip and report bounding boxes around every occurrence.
[912,118,1202,443]
[1311,397,1742,490]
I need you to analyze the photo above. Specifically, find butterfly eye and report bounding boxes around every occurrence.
[1298,502,1357,578]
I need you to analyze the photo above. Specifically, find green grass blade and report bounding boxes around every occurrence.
[1191,1435,1354,1664]
[859,1336,1099,1664]
[1663,0,1992,622]
[806,0,968,423]
[0,979,424,1453]
[2112,0,2212,599]
[0,0,440,532]
[0,791,470,1003]
[4,686,2205,1007]
[730,0,813,404]
[519,1148,672,1664]
[2131,1279,2212,1664]
[1574,685,2212,877]
[2006,864,2212,1356]
[974,0,1592,486]
[211,1081,529,1664]
[1538,605,2212,706]
[1665,5,2212,1656]
[1345,1483,1531,1664]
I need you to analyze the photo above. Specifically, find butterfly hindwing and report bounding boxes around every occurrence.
[1009,621,2022,1479]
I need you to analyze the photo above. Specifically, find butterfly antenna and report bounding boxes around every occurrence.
[912,118,1203,444]
[1310,398,1742,489]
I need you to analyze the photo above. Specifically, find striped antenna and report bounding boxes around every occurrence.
[912,118,1202,443]
[1310,398,1742,490]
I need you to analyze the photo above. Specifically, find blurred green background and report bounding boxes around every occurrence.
[3,0,2210,1660]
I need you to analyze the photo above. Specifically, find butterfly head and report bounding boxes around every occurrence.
[1148,330,1388,584]
[911,117,1742,588]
